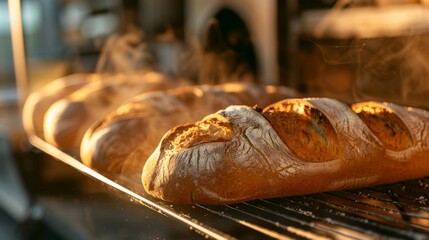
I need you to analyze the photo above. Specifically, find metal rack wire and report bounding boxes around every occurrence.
[30,135,429,240]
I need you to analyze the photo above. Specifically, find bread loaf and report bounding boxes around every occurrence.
[22,73,101,138]
[80,83,297,182]
[142,98,429,204]
[43,72,185,155]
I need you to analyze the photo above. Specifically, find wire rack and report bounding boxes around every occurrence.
[30,136,429,240]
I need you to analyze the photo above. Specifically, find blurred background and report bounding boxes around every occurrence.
[1,0,429,239]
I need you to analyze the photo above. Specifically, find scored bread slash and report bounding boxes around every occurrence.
[80,83,298,183]
[252,104,263,112]
[142,98,429,205]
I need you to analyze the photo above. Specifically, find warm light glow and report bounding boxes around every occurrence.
[352,102,391,115]
[292,103,306,115]
[238,220,293,240]
[8,0,28,110]
[221,82,246,93]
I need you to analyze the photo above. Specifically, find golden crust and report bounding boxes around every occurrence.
[43,72,177,153]
[263,100,340,162]
[142,98,429,204]
[22,73,100,138]
[81,83,297,183]
[169,115,233,151]
[352,102,413,151]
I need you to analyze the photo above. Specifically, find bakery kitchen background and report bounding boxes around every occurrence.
[1,0,429,239]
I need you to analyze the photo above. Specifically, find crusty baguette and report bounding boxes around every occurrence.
[43,71,185,155]
[80,83,297,182]
[22,73,101,138]
[142,98,429,204]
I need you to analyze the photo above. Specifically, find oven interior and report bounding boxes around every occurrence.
[1,0,429,239]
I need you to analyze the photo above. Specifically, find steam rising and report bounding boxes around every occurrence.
[95,28,155,74]
[302,2,429,109]
[312,35,429,109]
[355,35,429,107]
